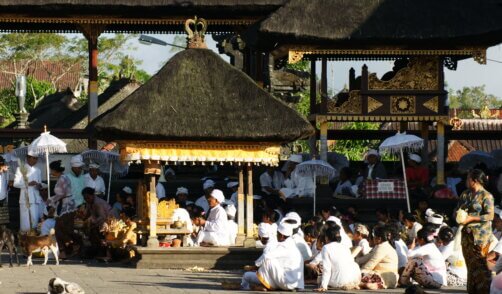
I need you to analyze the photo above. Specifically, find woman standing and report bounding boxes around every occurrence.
[49,160,79,259]
[457,169,494,293]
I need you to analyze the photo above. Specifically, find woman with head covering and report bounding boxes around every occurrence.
[48,160,79,259]
[194,189,229,246]
[457,169,494,293]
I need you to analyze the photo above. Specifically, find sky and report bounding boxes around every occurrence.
[123,33,502,97]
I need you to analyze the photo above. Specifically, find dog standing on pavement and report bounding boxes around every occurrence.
[0,225,19,267]
[18,229,59,266]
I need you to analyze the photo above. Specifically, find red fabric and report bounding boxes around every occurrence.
[405,166,429,189]
[362,179,406,199]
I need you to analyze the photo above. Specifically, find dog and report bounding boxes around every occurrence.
[47,277,85,294]
[0,225,19,267]
[18,229,59,266]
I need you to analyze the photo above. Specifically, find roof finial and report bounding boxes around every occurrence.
[185,16,208,49]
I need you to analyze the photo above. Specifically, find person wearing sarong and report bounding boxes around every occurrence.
[49,160,79,259]
[194,189,229,246]
[457,169,494,294]
[241,222,303,291]
[14,150,42,232]
[83,187,112,257]
[357,226,399,290]
[314,225,360,292]
[400,228,446,289]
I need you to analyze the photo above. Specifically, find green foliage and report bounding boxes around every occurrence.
[331,122,382,161]
[285,60,310,71]
[449,85,502,117]
[0,77,55,121]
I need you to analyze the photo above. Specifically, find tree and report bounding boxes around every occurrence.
[449,85,502,118]
[331,122,382,161]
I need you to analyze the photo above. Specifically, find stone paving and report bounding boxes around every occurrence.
[0,255,467,294]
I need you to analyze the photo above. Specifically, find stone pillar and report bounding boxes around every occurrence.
[236,167,245,246]
[14,112,29,129]
[437,121,446,185]
[147,176,159,248]
[244,165,255,247]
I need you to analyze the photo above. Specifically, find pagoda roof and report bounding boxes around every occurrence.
[90,48,314,143]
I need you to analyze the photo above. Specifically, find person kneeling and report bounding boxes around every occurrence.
[194,189,229,246]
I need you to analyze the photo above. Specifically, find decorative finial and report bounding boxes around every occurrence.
[44,125,47,132]
[185,16,208,49]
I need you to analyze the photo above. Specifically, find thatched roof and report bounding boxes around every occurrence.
[90,49,314,143]
[251,0,502,48]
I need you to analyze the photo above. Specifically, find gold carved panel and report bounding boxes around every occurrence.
[391,96,416,114]
[157,198,178,219]
[327,90,362,114]
[368,57,439,90]
[367,96,383,113]
[423,96,439,113]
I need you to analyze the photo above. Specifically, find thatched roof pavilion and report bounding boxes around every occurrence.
[250,0,502,49]
[90,19,313,166]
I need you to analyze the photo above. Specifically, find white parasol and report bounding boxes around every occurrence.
[379,132,424,213]
[28,127,67,196]
[81,149,128,202]
[295,159,336,216]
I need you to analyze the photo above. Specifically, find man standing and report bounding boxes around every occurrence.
[14,150,42,232]
[0,156,9,225]
[84,163,106,197]
[66,155,86,208]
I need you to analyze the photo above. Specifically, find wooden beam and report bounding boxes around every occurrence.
[317,130,502,140]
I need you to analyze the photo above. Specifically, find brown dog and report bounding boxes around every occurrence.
[18,229,59,266]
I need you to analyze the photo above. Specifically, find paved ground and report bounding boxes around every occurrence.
[0,255,467,294]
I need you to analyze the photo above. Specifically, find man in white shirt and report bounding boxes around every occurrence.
[194,189,229,246]
[14,150,42,232]
[241,222,304,291]
[225,204,238,245]
[84,163,106,197]
[195,179,214,214]
[155,172,167,200]
[280,154,315,199]
[260,167,284,196]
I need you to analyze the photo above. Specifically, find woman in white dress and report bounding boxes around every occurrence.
[314,225,360,291]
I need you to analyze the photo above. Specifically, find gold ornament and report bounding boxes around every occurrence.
[423,96,439,113]
[367,96,383,113]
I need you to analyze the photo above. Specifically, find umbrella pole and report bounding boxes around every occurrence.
[313,172,316,217]
[45,148,50,197]
[107,161,113,203]
[400,148,411,213]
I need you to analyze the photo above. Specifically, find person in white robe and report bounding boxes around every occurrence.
[259,167,284,196]
[14,150,42,231]
[227,181,239,205]
[242,223,303,291]
[0,156,10,225]
[195,179,214,214]
[282,213,312,263]
[84,163,106,197]
[280,154,315,198]
[195,189,229,246]
[314,225,361,291]
[155,172,167,200]
[225,204,238,245]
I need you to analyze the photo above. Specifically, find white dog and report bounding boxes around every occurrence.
[47,277,85,294]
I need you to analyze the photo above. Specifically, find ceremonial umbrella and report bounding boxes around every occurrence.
[28,127,67,197]
[295,159,336,216]
[458,150,496,171]
[379,132,424,213]
[81,149,128,202]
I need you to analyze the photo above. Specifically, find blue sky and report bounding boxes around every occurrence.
[125,34,502,97]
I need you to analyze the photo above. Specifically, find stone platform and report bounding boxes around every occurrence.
[135,246,262,270]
